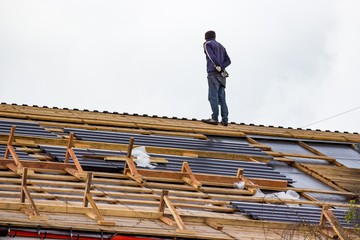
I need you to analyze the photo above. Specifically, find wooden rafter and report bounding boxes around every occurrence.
[0,159,77,171]
[294,163,349,192]
[158,190,195,234]
[123,137,144,183]
[2,126,35,175]
[83,172,115,226]
[64,133,86,179]
[236,169,257,194]
[137,168,286,190]
[320,205,350,240]
[181,161,202,190]
[5,126,22,167]
[298,141,344,167]
[20,167,47,220]
[205,218,223,230]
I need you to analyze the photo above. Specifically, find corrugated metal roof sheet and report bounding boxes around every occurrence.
[232,201,359,228]
[39,145,292,182]
[268,160,346,203]
[306,142,360,168]
[0,119,58,138]
[0,144,33,160]
[64,128,270,158]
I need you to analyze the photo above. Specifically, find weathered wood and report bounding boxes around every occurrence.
[83,172,93,207]
[0,159,77,171]
[322,209,350,240]
[0,134,270,162]
[20,167,28,203]
[163,195,186,230]
[158,190,168,213]
[4,126,24,171]
[64,132,74,163]
[20,168,41,217]
[181,162,202,190]
[5,126,15,159]
[205,218,223,230]
[85,193,115,226]
[159,215,175,226]
[294,163,349,192]
[93,155,168,163]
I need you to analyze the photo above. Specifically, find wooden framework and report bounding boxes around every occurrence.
[64,133,86,179]
[0,103,360,239]
[320,205,350,240]
[19,167,46,220]
[158,190,195,234]
[2,126,28,174]
[83,172,115,225]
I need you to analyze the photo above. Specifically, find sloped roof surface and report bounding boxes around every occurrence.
[0,103,359,240]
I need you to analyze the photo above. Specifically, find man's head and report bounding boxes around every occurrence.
[205,30,216,40]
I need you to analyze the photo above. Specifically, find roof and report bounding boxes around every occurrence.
[0,103,359,240]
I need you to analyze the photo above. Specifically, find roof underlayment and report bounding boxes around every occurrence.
[0,103,359,240]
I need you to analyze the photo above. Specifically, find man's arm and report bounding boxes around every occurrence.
[204,41,221,67]
[223,49,231,69]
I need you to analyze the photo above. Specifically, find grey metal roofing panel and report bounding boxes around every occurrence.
[268,161,347,203]
[39,146,123,172]
[257,139,315,155]
[0,145,33,160]
[64,128,271,158]
[232,202,359,228]
[250,135,357,144]
[39,145,292,182]
[306,142,360,168]
[0,119,58,138]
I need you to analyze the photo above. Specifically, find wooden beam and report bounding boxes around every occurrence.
[20,166,28,203]
[236,168,257,193]
[64,132,74,163]
[137,168,285,189]
[205,218,223,230]
[5,126,15,159]
[294,163,348,192]
[158,190,168,213]
[181,162,202,190]
[0,159,77,171]
[62,133,86,180]
[20,167,43,218]
[4,126,24,172]
[163,195,186,230]
[321,207,350,240]
[126,137,135,158]
[298,141,344,167]
[158,190,195,234]
[0,134,270,162]
[83,154,168,163]
[124,158,143,184]
[85,193,115,226]
[123,137,143,183]
[83,172,93,207]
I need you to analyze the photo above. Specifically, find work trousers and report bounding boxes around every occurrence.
[207,74,228,123]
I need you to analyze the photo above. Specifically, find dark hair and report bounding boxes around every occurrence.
[205,30,216,40]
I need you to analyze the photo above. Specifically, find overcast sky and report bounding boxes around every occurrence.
[1,0,359,133]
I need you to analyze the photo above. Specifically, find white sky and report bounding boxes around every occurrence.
[1,0,359,133]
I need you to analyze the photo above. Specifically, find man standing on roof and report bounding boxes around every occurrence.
[202,30,231,126]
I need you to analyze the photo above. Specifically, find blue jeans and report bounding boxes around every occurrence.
[207,74,228,123]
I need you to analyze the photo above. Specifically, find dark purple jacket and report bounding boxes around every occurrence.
[204,39,231,74]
